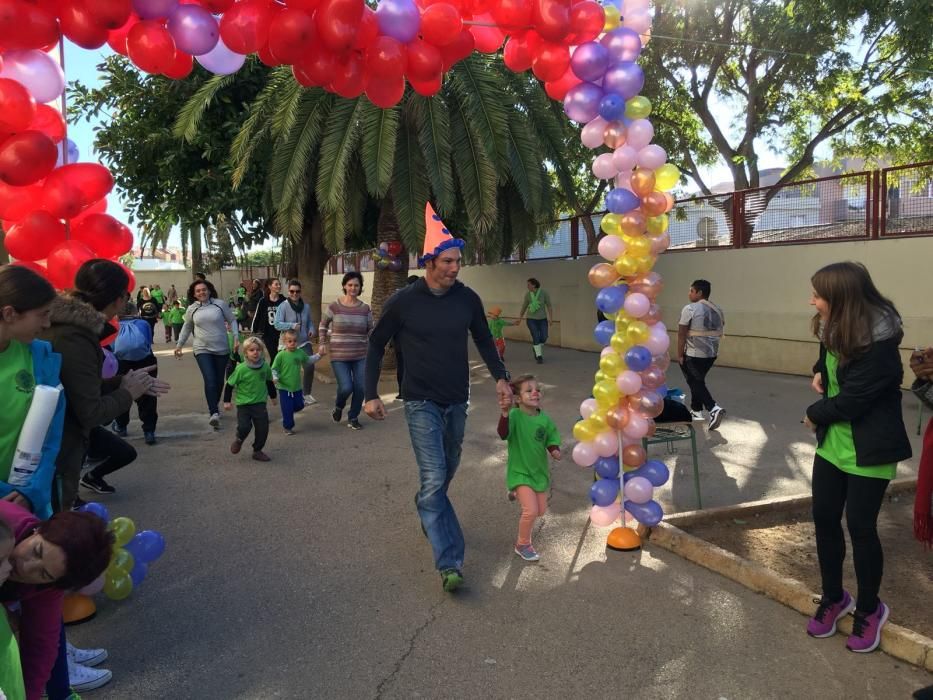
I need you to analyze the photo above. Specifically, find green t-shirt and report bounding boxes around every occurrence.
[226,361,273,406]
[167,307,185,325]
[504,408,561,492]
[522,289,551,320]
[271,348,309,392]
[0,340,35,482]
[816,350,896,480]
[488,317,508,340]
[236,286,246,299]
[0,613,25,700]
[151,289,165,305]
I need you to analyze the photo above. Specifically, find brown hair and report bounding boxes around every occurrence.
[38,511,114,590]
[810,262,901,362]
[509,374,538,396]
[0,265,56,313]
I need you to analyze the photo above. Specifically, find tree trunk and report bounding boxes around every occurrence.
[371,198,408,372]
[294,210,328,329]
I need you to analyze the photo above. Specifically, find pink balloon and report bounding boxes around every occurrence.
[0,50,66,104]
[623,413,649,439]
[579,397,598,419]
[623,291,650,318]
[581,116,608,148]
[623,476,653,504]
[612,144,637,172]
[626,118,654,149]
[597,234,625,261]
[572,441,598,467]
[624,9,652,34]
[594,430,619,458]
[590,503,621,527]
[652,353,671,371]
[629,271,663,299]
[616,370,642,395]
[641,364,666,389]
[644,303,663,325]
[643,323,670,355]
[614,172,632,191]
[592,152,618,180]
[637,144,666,170]
[649,231,670,255]
[600,346,616,358]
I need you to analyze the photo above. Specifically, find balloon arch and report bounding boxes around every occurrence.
[0,0,676,546]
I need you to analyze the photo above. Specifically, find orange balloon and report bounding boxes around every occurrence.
[588,262,619,288]
[642,191,668,217]
[622,444,646,467]
[662,192,675,212]
[603,121,626,149]
[630,168,656,198]
[620,211,646,237]
[606,526,641,551]
[606,404,630,430]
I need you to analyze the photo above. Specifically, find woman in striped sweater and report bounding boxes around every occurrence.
[319,272,373,430]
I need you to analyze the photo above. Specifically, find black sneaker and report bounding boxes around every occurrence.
[71,496,87,511]
[332,407,343,423]
[536,356,543,364]
[144,432,157,445]
[348,419,363,430]
[111,421,127,437]
[80,473,115,495]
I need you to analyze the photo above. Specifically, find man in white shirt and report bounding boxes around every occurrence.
[676,279,726,430]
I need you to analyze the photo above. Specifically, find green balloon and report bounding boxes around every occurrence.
[103,571,133,601]
[108,517,136,548]
[625,96,652,120]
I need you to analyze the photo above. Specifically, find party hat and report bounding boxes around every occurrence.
[419,202,464,268]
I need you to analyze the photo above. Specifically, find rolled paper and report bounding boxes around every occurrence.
[7,384,61,487]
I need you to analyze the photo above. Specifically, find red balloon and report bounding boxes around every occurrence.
[201,0,235,10]
[0,0,59,51]
[565,0,604,44]
[162,49,194,79]
[366,36,407,80]
[364,74,405,109]
[408,73,442,97]
[118,263,136,294]
[219,0,274,55]
[331,51,365,98]
[533,0,570,42]
[72,213,133,258]
[0,78,36,133]
[315,0,363,52]
[42,163,114,220]
[469,13,504,53]
[502,32,540,72]
[0,180,43,221]
[59,2,110,49]
[257,42,280,67]
[0,131,57,186]
[352,7,379,50]
[107,12,139,55]
[285,0,321,9]
[68,197,108,228]
[10,260,49,279]
[543,66,580,100]
[46,240,96,290]
[78,0,131,30]
[127,20,176,74]
[294,45,336,86]
[438,29,474,70]
[491,0,532,31]
[29,105,66,144]
[3,211,66,261]
[268,8,315,64]
[406,39,442,82]
[531,41,570,82]
[420,3,461,47]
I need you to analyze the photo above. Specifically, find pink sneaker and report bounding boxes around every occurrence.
[807,591,854,638]
[846,601,889,653]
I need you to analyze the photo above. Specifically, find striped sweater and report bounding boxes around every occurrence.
[319,299,373,361]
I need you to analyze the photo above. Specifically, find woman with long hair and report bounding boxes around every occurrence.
[803,262,911,653]
[251,278,286,363]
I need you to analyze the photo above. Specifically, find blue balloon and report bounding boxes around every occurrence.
[595,286,625,314]
[624,499,664,526]
[129,559,148,587]
[594,456,620,479]
[55,139,79,167]
[593,320,615,346]
[627,459,670,487]
[590,477,620,507]
[598,93,626,121]
[125,530,166,564]
[79,502,109,523]
[624,345,652,371]
[605,187,641,214]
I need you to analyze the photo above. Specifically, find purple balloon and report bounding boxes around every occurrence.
[601,27,642,63]
[55,139,79,168]
[167,4,219,56]
[624,499,664,526]
[590,477,620,507]
[594,455,620,479]
[196,37,246,76]
[129,559,149,587]
[624,345,652,372]
[595,286,625,314]
[605,187,641,214]
[598,93,626,121]
[0,50,65,104]
[376,0,421,43]
[132,0,179,20]
[563,82,603,123]
[102,349,118,379]
[603,62,645,100]
[570,41,610,83]
[630,459,670,487]
[79,502,110,523]
[623,475,654,504]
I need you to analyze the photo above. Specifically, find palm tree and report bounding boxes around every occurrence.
[175,54,577,328]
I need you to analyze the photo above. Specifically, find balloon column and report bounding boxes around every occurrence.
[567,0,678,549]
[372,240,404,272]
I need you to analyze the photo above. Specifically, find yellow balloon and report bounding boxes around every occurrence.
[573,420,597,443]
[603,5,621,29]
[103,571,133,601]
[611,332,633,354]
[589,412,609,432]
[601,213,623,236]
[108,549,134,576]
[614,316,630,333]
[654,163,680,191]
[646,214,669,235]
[625,96,652,120]
[593,380,620,407]
[602,309,618,322]
[108,517,136,548]
[632,254,655,274]
[626,236,651,257]
[614,255,639,278]
[594,370,608,384]
[599,353,623,377]
[626,320,650,345]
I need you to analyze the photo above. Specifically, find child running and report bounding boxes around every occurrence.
[271,329,324,435]
[166,299,185,342]
[223,336,277,462]
[487,306,518,360]
[498,374,561,562]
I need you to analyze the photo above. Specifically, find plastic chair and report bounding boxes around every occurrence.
[643,422,702,509]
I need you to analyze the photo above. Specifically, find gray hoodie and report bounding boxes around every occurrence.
[177,299,238,355]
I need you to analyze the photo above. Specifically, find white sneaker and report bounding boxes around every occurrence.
[66,641,108,667]
[689,410,704,421]
[708,405,725,430]
[209,413,220,428]
[68,659,113,692]
[304,395,317,406]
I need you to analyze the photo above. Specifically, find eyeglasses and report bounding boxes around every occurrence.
[288,289,301,294]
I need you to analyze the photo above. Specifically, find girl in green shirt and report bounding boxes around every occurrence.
[223,337,276,462]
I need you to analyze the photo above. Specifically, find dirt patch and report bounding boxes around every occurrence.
[683,489,933,638]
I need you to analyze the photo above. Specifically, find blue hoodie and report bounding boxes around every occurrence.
[0,340,65,519]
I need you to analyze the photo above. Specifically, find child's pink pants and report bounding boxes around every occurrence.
[515,485,548,545]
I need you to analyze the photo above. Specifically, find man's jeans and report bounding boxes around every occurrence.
[404,400,468,572]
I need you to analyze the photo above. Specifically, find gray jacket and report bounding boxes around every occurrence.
[177,299,238,355]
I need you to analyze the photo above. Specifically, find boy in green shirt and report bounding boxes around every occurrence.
[223,336,276,462]
[271,329,324,435]
[166,300,185,342]
[487,306,518,360]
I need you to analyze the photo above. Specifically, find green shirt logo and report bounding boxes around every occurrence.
[15,369,35,394]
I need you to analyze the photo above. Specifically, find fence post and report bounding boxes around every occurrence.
[870,171,880,239]
[519,245,526,263]
[570,216,580,259]
[731,193,744,248]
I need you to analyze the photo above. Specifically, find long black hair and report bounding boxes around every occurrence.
[72,260,129,312]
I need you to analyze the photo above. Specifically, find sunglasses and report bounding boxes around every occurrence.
[288,288,301,293]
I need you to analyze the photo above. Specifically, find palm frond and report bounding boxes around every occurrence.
[230,66,295,188]
[270,80,311,141]
[505,111,545,214]
[346,157,369,240]
[449,95,498,236]
[322,198,348,252]
[360,100,400,198]
[173,73,238,143]
[391,119,429,252]
[315,97,363,213]
[406,93,456,215]
[447,55,509,176]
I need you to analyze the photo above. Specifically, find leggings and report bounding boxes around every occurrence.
[812,454,889,612]
[515,485,548,546]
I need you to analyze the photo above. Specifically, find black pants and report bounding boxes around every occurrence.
[263,333,280,364]
[236,403,269,452]
[114,355,158,432]
[681,356,717,411]
[86,426,138,479]
[812,454,889,612]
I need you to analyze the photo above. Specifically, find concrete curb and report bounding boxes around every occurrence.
[647,479,933,672]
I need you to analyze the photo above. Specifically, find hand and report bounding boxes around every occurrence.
[811,372,824,394]
[120,369,152,400]
[271,399,277,406]
[910,347,933,380]
[2,491,30,509]
[293,323,299,330]
[224,402,232,411]
[676,354,684,365]
[174,347,183,359]
[318,345,327,356]
[496,378,512,409]
[551,448,562,461]
[233,340,240,353]
[803,415,816,431]
[364,398,386,420]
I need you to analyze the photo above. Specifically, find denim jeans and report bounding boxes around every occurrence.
[195,352,229,415]
[526,318,549,345]
[405,400,469,572]
[332,358,366,421]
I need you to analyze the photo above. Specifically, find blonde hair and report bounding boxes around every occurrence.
[240,336,267,357]
[281,329,298,341]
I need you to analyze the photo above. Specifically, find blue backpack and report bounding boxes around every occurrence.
[114,318,153,361]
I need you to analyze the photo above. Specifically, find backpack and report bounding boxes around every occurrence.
[114,318,153,361]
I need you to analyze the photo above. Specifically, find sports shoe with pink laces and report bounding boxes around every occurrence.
[807,590,854,638]
[846,601,890,653]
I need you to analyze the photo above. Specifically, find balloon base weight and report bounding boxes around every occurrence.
[63,594,97,625]
[606,527,641,552]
